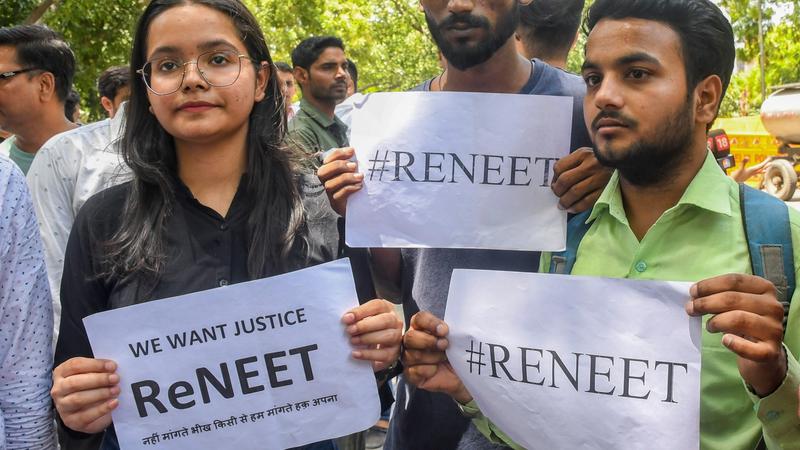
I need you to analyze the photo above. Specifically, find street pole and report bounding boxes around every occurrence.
[758,0,767,102]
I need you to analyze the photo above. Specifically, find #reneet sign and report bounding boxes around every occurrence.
[347,92,571,251]
[445,271,702,449]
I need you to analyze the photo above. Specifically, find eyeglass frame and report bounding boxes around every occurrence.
[136,50,262,96]
[0,68,41,83]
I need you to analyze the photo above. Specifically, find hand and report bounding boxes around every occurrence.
[686,274,787,396]
[51,357,120,434]
[343,299,403,371]
[551,148,612,214]
[317,147,363,216]
[403,312,472,404]
[730,156,772,183]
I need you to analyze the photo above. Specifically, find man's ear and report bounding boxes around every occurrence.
[37,71,57,102]
[293,66,308,87]
[254,62,269,103]
[100,96,114,117]
[694,74,723,127]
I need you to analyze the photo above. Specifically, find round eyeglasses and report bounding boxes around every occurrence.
[137,50,258,96]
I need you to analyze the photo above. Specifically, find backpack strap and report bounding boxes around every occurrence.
[740,184,795,332]
[549,210,593,275]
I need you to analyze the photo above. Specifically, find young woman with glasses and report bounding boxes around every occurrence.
[49,1,402,449]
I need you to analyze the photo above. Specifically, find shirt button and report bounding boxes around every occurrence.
[765,410,781,421]
[634,261,648,273]
[220,223,228,231]
[218,279,229,287]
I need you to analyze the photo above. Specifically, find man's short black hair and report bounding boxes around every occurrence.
[274,61,292,73]
[97,65,131,101]
[518,0,584,61]
[346,58,358,92]
[64,88,80,121]
[587,0,735,101]
[0,24,75,102]
[291,36,345,71]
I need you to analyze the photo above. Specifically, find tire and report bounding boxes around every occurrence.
[763,159,798,200]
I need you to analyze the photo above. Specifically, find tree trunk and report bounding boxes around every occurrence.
[758,0,767,102]
[24,0,59,25]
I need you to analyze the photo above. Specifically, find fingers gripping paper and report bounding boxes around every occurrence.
[83,259,380,450]
[445,271,702,450]
[347,92,571,251]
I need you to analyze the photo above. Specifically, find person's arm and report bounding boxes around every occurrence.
[27,143,78,344]
[0,165,57,449]
[402,311,525,448]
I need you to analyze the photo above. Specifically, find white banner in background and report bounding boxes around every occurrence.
[84,259,380,450]
[347,92,572,251]
[445,270,702,450]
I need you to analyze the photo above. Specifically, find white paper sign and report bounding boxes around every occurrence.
[84,259,380,450]
[347,92,571,251]
[445,271,702,450]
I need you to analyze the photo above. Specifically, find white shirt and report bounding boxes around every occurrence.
[334,92,367,140]
[0,155,56,449]
[0,137,11,158]
[26,105,130,342]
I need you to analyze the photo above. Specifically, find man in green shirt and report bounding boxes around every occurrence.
[401,0,800,448]
[287,36,350,166]
[0,25,77,174]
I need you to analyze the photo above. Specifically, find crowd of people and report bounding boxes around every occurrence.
[0,0,798,449]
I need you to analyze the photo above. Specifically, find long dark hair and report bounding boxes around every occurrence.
[104,0,305,281]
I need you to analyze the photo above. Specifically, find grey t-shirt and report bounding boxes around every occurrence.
[385,59,593,450]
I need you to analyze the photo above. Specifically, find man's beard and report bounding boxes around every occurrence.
[309,77,347,104]
[425,4,519,71]
[593,99,695,187]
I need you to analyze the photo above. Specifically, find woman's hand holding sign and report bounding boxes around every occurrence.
[52,357,120,434]
[343,299,403,372]
[403,311,473,404]
[686,274,788,397]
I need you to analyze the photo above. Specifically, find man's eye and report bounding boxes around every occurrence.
[628,69,648,80]
[584,74,601,87]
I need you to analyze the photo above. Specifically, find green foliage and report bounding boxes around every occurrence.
[44,0,144,121]
[4,0,793,120]
[1,1,441,120]
[249,0,440,93]
[0,0,38,27]
[718,0,800,116]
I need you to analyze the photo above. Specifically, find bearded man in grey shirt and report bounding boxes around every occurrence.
[318,1,609,448]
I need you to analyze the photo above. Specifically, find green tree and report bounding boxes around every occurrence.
[2,1,441,121]
[0,0,38,27]
[718,0,800,116]
[250,0,440,92]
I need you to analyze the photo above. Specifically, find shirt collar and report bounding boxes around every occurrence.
[589,150,733,225]
[300,97,342,129]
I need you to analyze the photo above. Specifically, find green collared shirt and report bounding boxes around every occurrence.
[471,151,800,449]
[286,98,349,167]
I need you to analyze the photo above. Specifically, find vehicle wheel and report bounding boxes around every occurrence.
[763,159,798,200]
